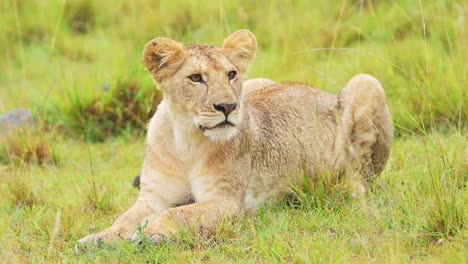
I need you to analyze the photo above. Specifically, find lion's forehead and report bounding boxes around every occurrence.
[183,44,232,72]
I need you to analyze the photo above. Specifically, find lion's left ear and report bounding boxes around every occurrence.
[222,29,257,74]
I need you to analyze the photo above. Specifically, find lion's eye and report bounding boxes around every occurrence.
[227,70,237,80]
[188,74,203,83]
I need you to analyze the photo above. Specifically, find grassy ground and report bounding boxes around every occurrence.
[0,0,466,262]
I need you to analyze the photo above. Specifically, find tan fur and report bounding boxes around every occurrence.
[78,29,393,245]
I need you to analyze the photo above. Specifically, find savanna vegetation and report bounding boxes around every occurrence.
[0,0,466,262]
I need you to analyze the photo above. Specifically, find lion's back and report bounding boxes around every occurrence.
[245,82,338,122]
[243,81,339,172]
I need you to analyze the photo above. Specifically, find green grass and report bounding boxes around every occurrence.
[0,133,466,262]
[0,0,467,262]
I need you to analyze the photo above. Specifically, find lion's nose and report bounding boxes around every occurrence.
[213,103,237,116]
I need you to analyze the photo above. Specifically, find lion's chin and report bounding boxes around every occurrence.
[202,125,239,142]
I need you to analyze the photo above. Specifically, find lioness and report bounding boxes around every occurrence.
[79,29,392,244]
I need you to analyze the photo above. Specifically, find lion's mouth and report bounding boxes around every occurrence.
[199,120,235,132]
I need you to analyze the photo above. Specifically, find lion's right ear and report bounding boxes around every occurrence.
[143,37,186,83]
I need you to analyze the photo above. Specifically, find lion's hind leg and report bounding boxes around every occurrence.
[335,74,393,186]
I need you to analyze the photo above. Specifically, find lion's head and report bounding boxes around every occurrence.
[143,30,257,141]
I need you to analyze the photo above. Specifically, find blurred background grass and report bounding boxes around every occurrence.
[0,0,466,140]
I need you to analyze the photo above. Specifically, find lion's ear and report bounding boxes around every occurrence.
[222,29,257,74]
[143,37,186,82]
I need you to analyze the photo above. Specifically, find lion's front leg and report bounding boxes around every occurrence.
[142,156,249,243]
[143,200,241,243]
[78,158,191,245]
[78,197,155,244]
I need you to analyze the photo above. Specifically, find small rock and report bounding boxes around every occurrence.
[101,83,110,91]
[0,108,34,134]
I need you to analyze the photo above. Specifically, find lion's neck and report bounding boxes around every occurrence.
[164,98,213,161]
